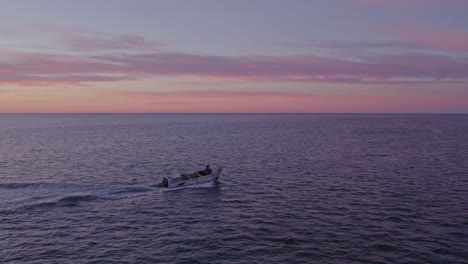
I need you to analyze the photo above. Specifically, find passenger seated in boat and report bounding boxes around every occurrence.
[181,165,212,180]
[181,172,199,180]
[198,164,212,176]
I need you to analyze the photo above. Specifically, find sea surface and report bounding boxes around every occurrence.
[0,114,467,264]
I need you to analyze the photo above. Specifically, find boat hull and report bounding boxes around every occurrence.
[165,167,222,188]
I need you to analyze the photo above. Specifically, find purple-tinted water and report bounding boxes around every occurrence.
[0,114,467,263]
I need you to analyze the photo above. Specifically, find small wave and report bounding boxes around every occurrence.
[93,185,156,199]
[386,216,403,223]
[372,244,397,252]
[0,182,47,189]
[0,182,104,190]
[58,194,97,204]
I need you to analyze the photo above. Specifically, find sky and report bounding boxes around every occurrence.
[1,0,468,113]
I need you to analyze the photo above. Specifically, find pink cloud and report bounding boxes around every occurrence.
[1,49,467,86]
[366,53,468,79]
[0,73,134,86]
[3,26,466,87]
[98,52,468,82]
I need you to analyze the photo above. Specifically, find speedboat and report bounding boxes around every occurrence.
[157,166,222,188]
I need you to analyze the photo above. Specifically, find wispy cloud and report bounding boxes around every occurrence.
[278,40,422,51]
[399,26,468,53]
[38,27,163,52]
[1,48,467,86]
[280,25,468,54]
[1,24,468,86]
[61,33,161,51]
[0,72,135,86]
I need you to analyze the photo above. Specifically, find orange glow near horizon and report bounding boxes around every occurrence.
[1,88,467,113]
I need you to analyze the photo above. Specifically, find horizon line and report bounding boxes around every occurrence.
[0,112,467,115]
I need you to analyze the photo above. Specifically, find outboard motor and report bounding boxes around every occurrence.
[160,177,169,187]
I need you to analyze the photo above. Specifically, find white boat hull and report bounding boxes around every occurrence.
[164,167,222,188]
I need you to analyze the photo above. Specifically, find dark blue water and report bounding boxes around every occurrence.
[1,114,467,264]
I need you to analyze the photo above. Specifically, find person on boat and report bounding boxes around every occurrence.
[205,164,212,175]
[197,164,212,176]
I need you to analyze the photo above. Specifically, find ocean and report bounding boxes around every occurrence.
[0,114,467,263]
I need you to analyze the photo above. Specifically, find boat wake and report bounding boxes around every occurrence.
[0,179,220,213]
[0,182,157,213]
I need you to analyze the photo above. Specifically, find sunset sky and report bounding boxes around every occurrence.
[1,0,468,113]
